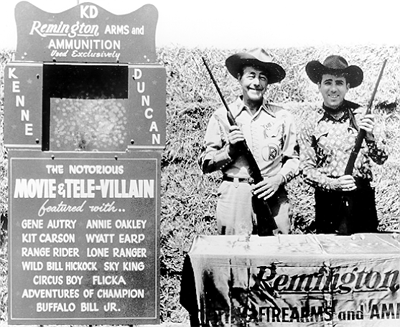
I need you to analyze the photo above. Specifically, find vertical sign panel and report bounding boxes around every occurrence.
[8,152,160,325]
[128,65,166,149]
[4,63,43,149]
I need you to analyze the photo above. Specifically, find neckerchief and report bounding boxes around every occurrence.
[321,100,360,130]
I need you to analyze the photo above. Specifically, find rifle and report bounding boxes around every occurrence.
[338,59,387,235]
[344,59,387,174]
[201,56,277,236]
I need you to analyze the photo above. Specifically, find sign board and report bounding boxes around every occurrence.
[8,151,160,324]
[5,1,166,325]
[14,1,158,63]
[181,235,400,326]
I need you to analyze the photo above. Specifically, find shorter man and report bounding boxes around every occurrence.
[300,55,388,234]
[199,48,299,235]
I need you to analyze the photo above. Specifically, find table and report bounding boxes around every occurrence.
[180,234,400,326]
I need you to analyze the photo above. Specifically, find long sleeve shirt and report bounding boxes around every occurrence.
[299,100,388,191]
[198,97,299,183]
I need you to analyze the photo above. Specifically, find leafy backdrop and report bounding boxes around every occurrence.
[1,45,399,323]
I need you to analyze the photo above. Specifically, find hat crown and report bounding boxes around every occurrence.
[225,48,286,84]
[247,48,274,64]
[305,55,363,88]
[323,55,349,70]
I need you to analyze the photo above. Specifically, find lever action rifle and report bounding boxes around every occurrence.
[344,59,387,175]
[201,56,277,236]
[338,59,387,235]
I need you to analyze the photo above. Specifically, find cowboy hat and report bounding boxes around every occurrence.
[305,55,363,88]
[225,48,286,84]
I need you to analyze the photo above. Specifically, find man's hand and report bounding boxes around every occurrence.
[227,125,245,158]
[251,175,284,200]
[336,175,357,192]
[354,107,375,141]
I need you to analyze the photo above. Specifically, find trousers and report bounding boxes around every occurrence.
[216,179,290,235]
[314,179,378,234]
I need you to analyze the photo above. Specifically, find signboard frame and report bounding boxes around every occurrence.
[5,1,166,324]
[8,151,161,325]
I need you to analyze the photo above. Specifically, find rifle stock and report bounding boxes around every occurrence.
[344,59,387,175]
[201,56,277,235]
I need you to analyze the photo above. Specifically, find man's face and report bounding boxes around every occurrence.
[239,66,268,104]
[318,74,350,109]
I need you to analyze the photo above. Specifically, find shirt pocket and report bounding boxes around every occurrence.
[263,124,282,139]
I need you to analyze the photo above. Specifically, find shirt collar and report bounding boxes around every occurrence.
[319,100,358,129]
[232,96,275,118]
[320,107,350,123]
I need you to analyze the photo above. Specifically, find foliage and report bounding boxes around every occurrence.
[1,45,400,323]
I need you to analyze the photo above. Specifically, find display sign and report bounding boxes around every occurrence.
[8,151,160,324]
[14,1,158,63]
[6,2,166,324]
[181,235,400,326]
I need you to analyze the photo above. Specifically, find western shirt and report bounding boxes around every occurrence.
[199,97,299,182]
[299,100,388,191]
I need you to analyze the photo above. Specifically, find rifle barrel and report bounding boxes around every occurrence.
[367,59,387,113]
[201,57,236,126]
[344,59,387,175]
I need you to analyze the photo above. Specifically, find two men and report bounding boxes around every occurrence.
[199,49,388,235]
[198,48,299,235]
[300,55,388,234]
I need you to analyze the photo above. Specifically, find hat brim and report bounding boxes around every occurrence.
[306,61,363,88]
[226,53,285,84]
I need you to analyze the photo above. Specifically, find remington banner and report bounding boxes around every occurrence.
[181,234,400,326]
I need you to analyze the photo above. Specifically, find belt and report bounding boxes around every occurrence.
[222,175,255,184]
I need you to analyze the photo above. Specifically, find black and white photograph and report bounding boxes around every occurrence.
[0,0,399,326]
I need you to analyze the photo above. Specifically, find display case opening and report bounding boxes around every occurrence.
[42,64,129,152]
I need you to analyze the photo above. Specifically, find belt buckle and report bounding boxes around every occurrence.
[233,177,239,187]
[248,177,254,184]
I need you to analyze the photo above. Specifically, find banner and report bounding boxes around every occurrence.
[181,234,400,326]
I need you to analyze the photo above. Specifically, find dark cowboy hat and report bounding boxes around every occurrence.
[305,55,363,88]
[225,48,286,84]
